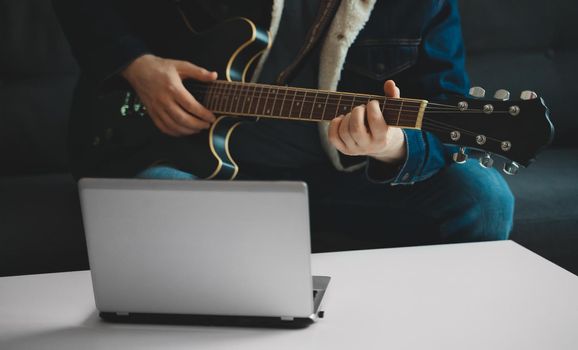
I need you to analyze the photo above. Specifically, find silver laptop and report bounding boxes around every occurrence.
[78,178,330,328]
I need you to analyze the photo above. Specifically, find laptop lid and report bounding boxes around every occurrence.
[79,178,314,319]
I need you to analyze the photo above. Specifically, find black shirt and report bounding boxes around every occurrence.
[230,0,330,171]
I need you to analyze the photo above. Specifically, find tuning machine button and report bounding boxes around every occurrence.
[503,162,520,175]
[469,86,486,98]
[479,153,494,168]
[520,90,538,100]
[494,89,511,101]
[452,147,468,164]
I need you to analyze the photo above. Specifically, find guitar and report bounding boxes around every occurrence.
[78,17,554,180]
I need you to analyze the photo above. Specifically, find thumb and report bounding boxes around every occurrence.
[383,80,400,98]
[175,60,218,82]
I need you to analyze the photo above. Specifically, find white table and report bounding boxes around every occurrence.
[1,241,577,350]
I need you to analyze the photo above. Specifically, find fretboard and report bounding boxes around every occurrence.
[187,80,427,129]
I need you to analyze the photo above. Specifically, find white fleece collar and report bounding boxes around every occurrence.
[318,0,377,171]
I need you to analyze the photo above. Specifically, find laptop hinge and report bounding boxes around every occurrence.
[280,316,294,321]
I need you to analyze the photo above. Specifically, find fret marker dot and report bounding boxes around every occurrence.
[297,102,300,106]
[267,109,271,113]
[318,104,322,108]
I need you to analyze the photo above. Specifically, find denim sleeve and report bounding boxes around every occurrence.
[366,0,470,185]
[52,0,150,86]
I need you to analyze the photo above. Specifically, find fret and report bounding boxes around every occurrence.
[232,83,243,114]
[204,83,214,110]
[396,99,404,126]
[322,93,341,121]
[238,85,247,114]
[296,90,306,119]
[225,83,237,113]
[338,94,351,115]
[272,88,287,117]
[288,89,298,118]
[334,94,343,117]
[308,91,318,119]
[261,87,273,115]
[383,98,414,127]
[211,83,219,111]
[223,84,231,112]
[300,91,315,120]
[382,98,398,125]
[381,97,387,115]
[320,93,330,120]
[245,85,257,114]
[277,87,289,118]
[212,83,222,112]
[214,82,223,112]
[220,83,231,113]
[321,92,341,120]
[270,87,281,116]
[350,94,357,111]
[254,86,266,116]
[313,92,328,121]
[297,91,308,119]
[286,90,297,118]
[219,83,230,113]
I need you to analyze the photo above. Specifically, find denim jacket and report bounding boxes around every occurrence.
[338,0,470,184]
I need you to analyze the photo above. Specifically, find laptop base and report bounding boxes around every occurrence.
[100,311,315,329]
[99,275,330,329]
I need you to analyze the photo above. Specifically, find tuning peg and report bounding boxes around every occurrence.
[452,147,468,164]
[493,89,510,101]
[503,162,520,175]
[469,86,486,98]
[520,90,538,100]
[479,153,494,168]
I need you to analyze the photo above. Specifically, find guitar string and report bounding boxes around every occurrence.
[191,81,493,112]
[202,81,464,109]
[201,85,507,139]
[422,119,504,143]
[185,87,511,115]
[184,88,494,115]
[186,83,463,110]
[186,86,463,111]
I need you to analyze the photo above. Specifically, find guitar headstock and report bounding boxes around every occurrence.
[423,87,554,175]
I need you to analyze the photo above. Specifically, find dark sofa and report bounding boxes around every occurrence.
[1,0,577,276]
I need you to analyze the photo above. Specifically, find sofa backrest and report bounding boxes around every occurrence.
[460,0,577,146]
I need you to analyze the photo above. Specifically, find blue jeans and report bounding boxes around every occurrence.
[137,160,514,246]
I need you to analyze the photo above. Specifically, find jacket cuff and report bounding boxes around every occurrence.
[365,129,426,185]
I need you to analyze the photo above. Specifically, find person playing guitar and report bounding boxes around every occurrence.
[54,0,530,245]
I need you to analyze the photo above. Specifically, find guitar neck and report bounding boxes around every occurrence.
[189,80,427,129]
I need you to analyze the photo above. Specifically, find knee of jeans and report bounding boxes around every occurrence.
[477,172,514,240]
[442,161,515,241]
[136,166,197,180]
